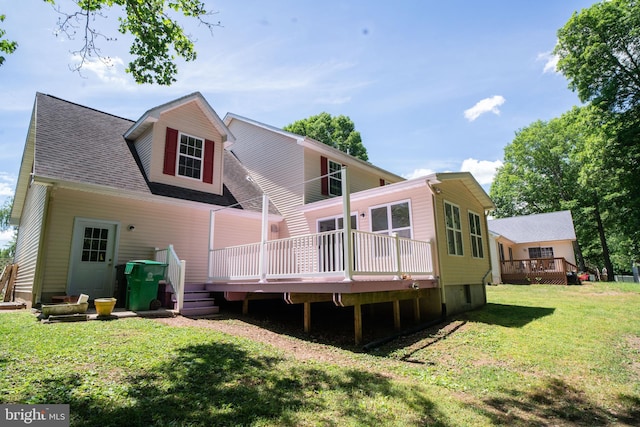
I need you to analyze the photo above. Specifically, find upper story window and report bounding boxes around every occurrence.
[445,201,463,256]
[328,159,342,196]
[371,200,412,238]
[468,211,484,258]
[163,127,215,184]
[178,133,204,180]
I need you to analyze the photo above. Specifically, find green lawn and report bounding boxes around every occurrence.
[1,282,639,426]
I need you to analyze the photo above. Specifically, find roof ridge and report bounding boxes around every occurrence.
[36,92,134,123]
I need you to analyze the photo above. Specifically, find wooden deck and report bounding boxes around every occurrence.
[500,257,578,285]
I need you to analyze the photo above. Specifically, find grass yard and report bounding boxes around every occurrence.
[1,282,639,426]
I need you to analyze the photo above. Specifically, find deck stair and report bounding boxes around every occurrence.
[180,283,220,317]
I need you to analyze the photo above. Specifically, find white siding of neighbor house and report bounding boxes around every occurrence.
[147,100,225,195]
[227,119,306,237]
[12,183,49,304]
[433,180,492,287]
[38,187,238,297]
[507,240,576,265]
[134,128,154,178]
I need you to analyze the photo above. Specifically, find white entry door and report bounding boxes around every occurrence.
[68,218,118,298]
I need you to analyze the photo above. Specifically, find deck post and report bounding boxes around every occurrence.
[354,303,362,345]
[304,302,311,333]
[413,297,421,323]
[341,166,353,282]
[258,194,269,283]
[393,300,401,330]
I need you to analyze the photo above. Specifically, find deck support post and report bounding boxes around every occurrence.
[393,300,401,330]
[354,303,362,345]
[304,302,311,333]
[242,299,249,315]
[413,297,421,323]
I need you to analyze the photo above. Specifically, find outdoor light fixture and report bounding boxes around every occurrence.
[128,225,135,231]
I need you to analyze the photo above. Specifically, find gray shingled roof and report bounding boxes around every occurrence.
[32,93,266,211]
[488,210,576,243]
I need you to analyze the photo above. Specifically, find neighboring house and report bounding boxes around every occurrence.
[11,92,495,343]
[488,210,578,285]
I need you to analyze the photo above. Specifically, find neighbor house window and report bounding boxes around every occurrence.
[371,201,412,238]
[178,133,204,179]
[468,211,484,258]
[528,247,554,259]
[445,201,463,256]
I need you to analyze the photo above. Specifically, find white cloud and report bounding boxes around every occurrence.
[0,173,16,198]
[71,55,130,86]
[460,158,503,186]
[402,168,436,180]
[0,229,15,249]
[464,95,505,122]
[537,51,559,74]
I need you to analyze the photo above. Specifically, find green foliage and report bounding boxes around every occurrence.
[555,0,640,112]
[2,283,639,425]
[0,197,15,257]
[284,112,370,161]
[0,14,18,66]
[32,0,219,85]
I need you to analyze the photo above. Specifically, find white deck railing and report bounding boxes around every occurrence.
[155,245,186,311]
[208,230,433,282]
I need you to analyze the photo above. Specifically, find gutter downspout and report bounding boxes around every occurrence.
[426,179,446,318]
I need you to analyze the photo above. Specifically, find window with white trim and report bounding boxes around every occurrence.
[468,211,484,258]
[328,159,342,196]
[445,201,463,256]
[178,133,204,179]
[528,247,554,259]
[371,201,412,238]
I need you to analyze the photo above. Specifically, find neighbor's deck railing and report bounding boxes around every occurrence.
[500,257,578,285]
[208,229,433,282]
[155,245,186,311]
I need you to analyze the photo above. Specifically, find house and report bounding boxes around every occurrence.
[11,92,495,343]
[488,210,579,285]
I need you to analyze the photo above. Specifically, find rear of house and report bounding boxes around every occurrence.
[10,92,495,343]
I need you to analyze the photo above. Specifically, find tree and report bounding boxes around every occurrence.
[490,106,619,277]
[0,14,17,66]
[3,1,220,85]
[283,112,369,161]
[554,0,640,112]
[0,197,16,258]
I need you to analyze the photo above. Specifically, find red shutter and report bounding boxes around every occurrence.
[203,139,215,184]
[380,178,385,186]
[163,127,178,176]
[321,156,328,195]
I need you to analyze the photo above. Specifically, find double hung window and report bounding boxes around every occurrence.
[445,201,463,256]
[178,133,204,179]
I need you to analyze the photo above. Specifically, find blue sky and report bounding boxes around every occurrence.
[0,0,598,248]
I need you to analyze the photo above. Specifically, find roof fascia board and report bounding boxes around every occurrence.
[298,175,433,213]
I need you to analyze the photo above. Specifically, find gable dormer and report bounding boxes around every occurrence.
[125,92,234,196]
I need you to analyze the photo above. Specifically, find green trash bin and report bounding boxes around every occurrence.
[125,260,167,311]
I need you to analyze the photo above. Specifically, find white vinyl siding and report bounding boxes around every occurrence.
[38,187,245,298]
[12,183,49,303]
[134,129,153,178]
[227,119,306,236]
[148,100,224,194]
